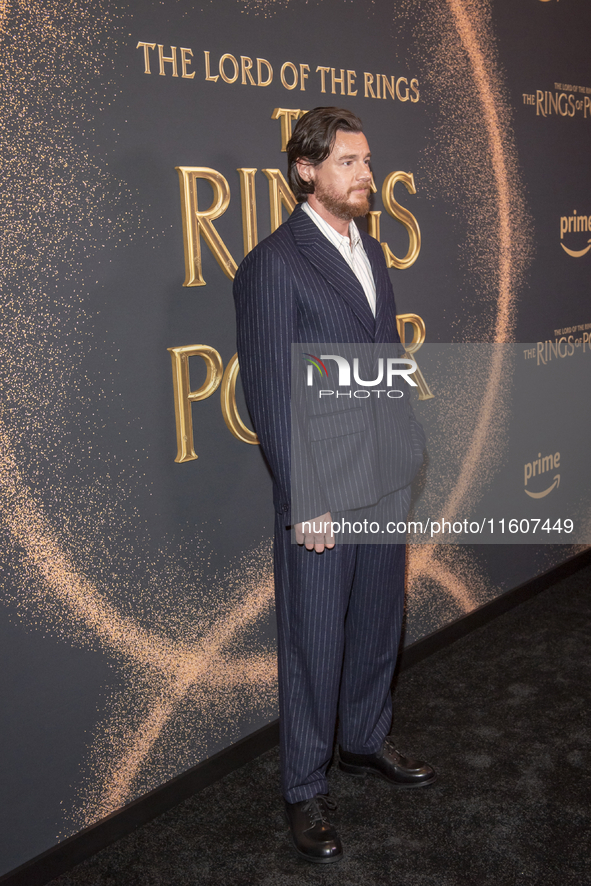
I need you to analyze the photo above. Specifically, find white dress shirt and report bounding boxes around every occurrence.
[301,200,377,317]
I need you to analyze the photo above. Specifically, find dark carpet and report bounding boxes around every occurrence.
[50,563,591,886]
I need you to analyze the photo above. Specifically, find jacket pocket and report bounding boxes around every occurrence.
[308,407,367,442]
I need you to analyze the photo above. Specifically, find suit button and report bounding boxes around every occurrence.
[282,504,289,512]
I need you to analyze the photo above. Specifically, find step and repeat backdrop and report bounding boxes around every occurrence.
[1,0,589,874]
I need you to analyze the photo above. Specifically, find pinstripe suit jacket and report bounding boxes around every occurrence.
[233,202,425,526]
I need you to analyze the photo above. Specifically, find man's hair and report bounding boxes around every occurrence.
[287,107,364,201]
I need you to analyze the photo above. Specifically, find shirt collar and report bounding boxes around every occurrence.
[301,200,361,248]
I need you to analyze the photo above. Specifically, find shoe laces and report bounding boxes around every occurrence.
[384,737,400,755]
[301,795,337,826]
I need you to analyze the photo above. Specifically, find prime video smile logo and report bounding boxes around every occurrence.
[303,353,418,398]
[560,210,591,258]
[524,450,561,499]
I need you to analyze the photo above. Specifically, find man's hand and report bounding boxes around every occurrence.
[295,512,335,553]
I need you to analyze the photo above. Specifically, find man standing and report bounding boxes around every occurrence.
[234,107,435,864]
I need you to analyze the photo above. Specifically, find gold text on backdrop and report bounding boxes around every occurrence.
[176,142,422,283]
[168,345,224,462]
[176,167,238,285]
[168,316,433,463]
[171,112,429,460]
[168,346,258,463]
[137,43,420,102]
[396,314,434,401]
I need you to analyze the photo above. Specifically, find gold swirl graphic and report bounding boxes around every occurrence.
[0,0,277,831]
[0,422,276,824]
[424,0,515,523]
[403,0,535,623]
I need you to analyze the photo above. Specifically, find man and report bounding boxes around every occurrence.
[234,107,435,864]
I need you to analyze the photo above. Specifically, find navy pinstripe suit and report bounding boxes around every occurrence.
[234,203,423,802]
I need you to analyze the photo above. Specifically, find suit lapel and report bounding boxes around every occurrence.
[288,204,375,338]
[363,233,393,343]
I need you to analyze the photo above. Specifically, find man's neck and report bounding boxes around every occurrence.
[306,195,351,238]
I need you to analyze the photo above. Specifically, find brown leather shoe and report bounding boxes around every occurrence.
[284,795,343,863]
[339,737,436,787]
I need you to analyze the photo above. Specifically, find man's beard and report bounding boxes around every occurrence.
[314,182,371,220]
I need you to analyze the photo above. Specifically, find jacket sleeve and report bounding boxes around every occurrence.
[233,242,330,526]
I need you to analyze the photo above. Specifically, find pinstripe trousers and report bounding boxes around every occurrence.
[274,488,408,803]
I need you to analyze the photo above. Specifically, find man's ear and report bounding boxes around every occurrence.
[296,158,314,186]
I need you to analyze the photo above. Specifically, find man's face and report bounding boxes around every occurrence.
[300,130,372,221]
